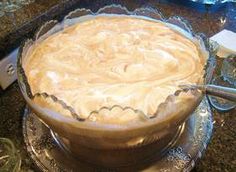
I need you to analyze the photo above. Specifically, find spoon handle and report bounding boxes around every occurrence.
[200,85,236,102]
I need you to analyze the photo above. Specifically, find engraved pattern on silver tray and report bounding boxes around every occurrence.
[22,98,213,172]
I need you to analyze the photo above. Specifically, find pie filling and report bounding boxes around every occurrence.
[24,15,206,124]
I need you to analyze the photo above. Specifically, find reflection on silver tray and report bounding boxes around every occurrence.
[22,98,213,172]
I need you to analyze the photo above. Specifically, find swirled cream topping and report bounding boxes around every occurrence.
[24,16,206,124]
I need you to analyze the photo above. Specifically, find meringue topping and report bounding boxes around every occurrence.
[24,15,206,124]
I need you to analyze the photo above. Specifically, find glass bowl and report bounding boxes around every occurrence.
[17,5,214,167]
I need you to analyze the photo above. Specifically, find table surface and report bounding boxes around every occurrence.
[0,0,236,171]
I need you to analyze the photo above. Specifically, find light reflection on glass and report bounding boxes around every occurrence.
[219,17,227,26]
[189,0,236,4]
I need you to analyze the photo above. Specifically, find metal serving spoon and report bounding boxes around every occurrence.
[179,84,236,102]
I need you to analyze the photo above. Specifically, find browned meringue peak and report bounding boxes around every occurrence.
[24,15,206,124]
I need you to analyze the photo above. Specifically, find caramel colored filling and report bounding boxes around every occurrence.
[24,16,205,123]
